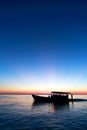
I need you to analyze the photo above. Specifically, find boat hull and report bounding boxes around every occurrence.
[32,95,50,102]
[32,94,69,103]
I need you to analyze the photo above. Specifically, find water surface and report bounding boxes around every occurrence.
[0,95,87,130]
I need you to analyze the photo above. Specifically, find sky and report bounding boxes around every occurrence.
[0,0,87,94]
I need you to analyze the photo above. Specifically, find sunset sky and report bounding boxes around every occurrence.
[0,0,87,94]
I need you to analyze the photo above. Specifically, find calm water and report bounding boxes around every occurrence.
[0,95,87,130]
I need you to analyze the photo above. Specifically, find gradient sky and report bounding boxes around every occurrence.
[0,0,87,94]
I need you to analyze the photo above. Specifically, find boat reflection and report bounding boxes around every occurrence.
[32,101,70,113]
[50,102,70,112]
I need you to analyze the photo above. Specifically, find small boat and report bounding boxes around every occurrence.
[32,91,73,103]
[32,94,50,102]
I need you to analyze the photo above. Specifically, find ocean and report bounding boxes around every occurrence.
[0,95,87,130]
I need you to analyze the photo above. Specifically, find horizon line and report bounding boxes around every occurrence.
[0,91,87,95]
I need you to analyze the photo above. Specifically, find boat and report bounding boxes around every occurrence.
[32,91,73,103]
[32,94,50,102]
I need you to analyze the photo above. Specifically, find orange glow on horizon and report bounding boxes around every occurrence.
[0,89,87,95]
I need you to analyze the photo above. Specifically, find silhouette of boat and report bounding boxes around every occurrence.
[32,94,50,102]
[32,91,73,103]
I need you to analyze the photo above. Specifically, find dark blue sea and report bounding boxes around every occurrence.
[0,95,87,130]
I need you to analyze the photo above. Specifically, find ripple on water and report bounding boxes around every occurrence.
[0,95,87,130]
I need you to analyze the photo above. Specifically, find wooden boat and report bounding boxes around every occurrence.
[32,91,73,103]
[32,94,50,102]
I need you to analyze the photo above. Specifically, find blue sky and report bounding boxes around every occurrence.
[0,0,87,93]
